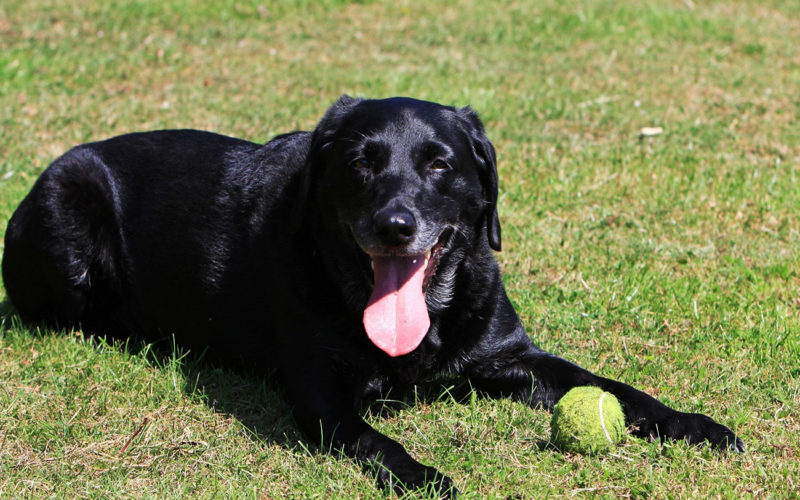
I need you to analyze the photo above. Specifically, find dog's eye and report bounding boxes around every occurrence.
[430,159,450,172]
[350,158,370,170]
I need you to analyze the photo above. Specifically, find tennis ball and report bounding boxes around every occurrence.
[550,386,625,454]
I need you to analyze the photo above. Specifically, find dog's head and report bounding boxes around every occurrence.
[301,96,501,356]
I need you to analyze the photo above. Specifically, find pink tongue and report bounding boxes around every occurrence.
[363,255,430,357]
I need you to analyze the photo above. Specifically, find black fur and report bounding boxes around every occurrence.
[2,97,743,496]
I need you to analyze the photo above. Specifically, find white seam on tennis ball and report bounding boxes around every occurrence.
[599,392,612,444]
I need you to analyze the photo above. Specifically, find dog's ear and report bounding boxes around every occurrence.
[291,95,362,231]
[458,106,501,251]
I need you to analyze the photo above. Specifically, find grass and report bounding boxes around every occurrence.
[1,0,799,497]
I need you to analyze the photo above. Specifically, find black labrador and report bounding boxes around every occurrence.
[2,96,743,496]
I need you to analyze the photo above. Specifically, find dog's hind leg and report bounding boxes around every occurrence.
[2,147,123,331]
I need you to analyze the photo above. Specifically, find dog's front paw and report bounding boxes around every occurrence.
[376,462,457,499]
[636,411,745,452]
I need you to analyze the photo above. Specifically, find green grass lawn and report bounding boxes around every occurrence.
[1,0,798,497]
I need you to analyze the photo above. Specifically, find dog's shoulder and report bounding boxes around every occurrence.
[248,130,312,176]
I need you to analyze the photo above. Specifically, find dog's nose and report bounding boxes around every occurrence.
[373,207,417,246]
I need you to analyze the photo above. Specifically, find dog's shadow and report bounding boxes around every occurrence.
[181,362,303,448]
[117,334,314,451]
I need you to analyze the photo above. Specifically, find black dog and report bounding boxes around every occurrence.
[2,96,743,495]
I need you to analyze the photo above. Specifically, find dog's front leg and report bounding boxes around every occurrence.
[463,299,744,452]
[281,359,457,497]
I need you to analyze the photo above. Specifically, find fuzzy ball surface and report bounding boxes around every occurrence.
[550,386,625,454]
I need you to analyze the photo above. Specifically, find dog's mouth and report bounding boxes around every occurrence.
[361,229,451,358]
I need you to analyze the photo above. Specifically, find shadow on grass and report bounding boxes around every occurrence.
[181,362,303,448]
[115,333,309,450]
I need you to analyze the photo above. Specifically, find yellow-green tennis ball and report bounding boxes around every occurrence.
[550,386,625,454]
